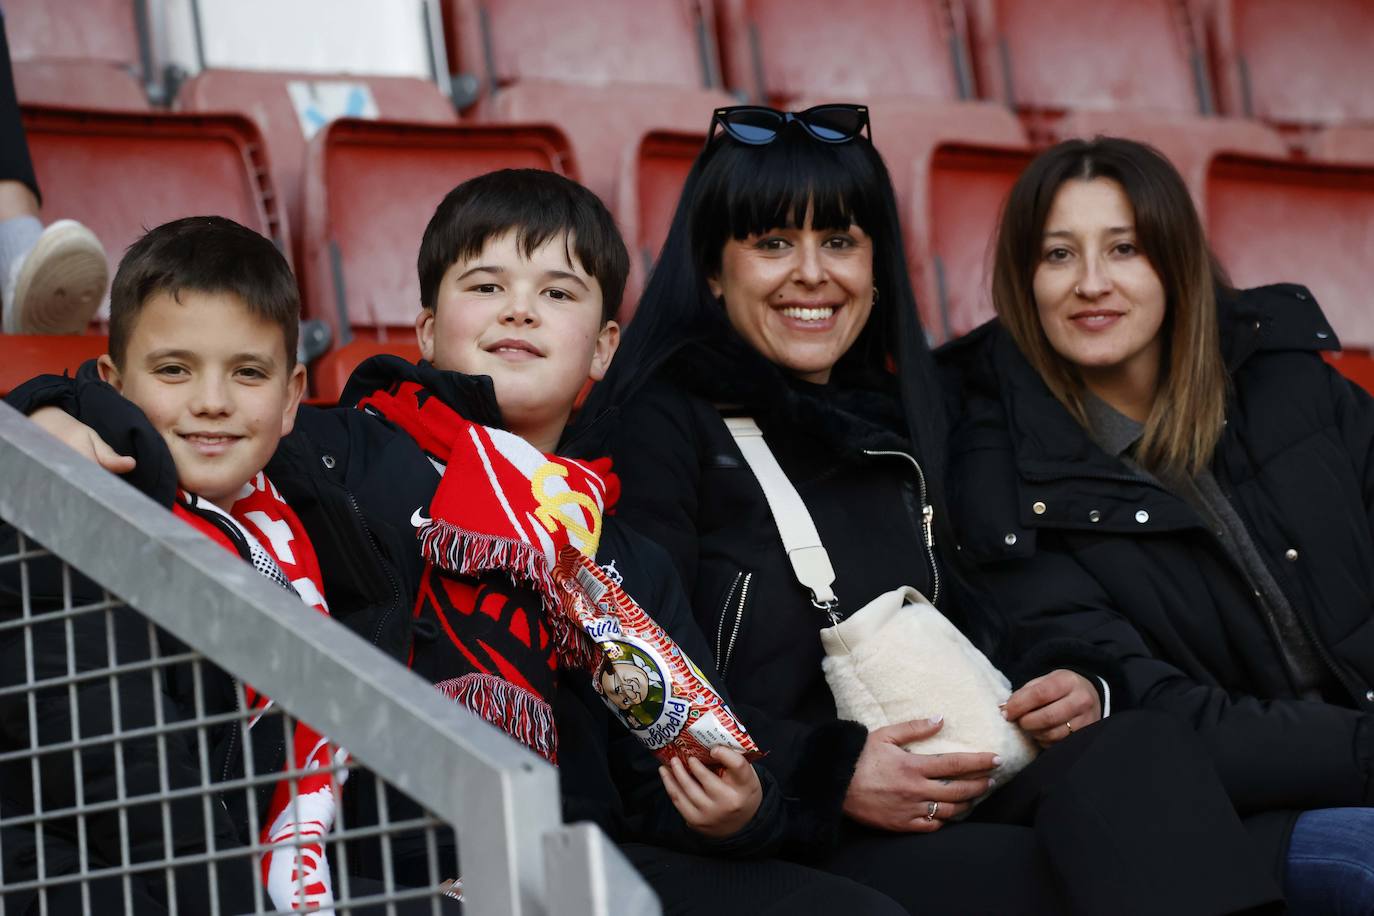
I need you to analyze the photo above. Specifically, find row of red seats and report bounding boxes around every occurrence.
[15,1,1374,132]
[9,103,1374,402]
[9,1,1374,217]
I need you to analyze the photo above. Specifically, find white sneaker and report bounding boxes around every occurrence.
[1,219,109,335]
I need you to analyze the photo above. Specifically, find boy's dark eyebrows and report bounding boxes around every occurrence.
[141,347,278,366]
[453,264,590,291]
[543,269,590,291]
[454,265,505,282]
[142,347,199,363]
[230,351,279,366]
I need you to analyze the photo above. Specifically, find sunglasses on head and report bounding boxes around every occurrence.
[706,104,871,149]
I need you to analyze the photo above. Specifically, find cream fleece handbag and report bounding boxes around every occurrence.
[724,417,1038,803]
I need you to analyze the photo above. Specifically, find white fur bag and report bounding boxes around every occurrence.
[723,416,1037,810]
[819,586,1038,803]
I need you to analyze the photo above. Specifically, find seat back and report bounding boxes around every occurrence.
[614,130,703,323]
[1054,110,1287,201]
[176,70,455,271]
[23,106,286,321]
[1209,0,1374,127]
[5,0,148,107]
[0,335,108,396]
[971,0,1202,127]
[1206,154,1374,349]
[910,143,1033,344]
[479,82,730,214]
[300,118,575,347]
[446,0,716,98]
[5,0,141,66]
[715,0,968,106]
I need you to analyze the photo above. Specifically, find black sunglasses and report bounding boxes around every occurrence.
[707,104,871,148]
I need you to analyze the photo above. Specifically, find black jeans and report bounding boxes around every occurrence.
[621,842,907,915]
[815,711,1284,916]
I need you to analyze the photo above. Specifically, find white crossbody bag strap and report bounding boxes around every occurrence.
[723,416,840,615]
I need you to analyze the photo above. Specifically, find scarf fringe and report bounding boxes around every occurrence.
[436,673,558,763]
[420,520,593,669]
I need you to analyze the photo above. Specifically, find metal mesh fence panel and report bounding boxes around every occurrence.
[0,402,658,916]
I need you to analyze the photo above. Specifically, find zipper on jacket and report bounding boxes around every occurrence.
[862,449,941,606]
[344,490,406,649]
[714,571,752,677]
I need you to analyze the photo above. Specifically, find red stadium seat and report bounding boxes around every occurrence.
[1206,154,1374,350]
[175,70,456,269]
[909,141,1034,343]
[714,0,970,107]
[615,130,702,323]
[12,60,147,110]
[445,0,716,95]
[1208,0,1374,131]
[311,340,424,405]
[479,82,730,219]
[4,0,138,63]
[969,0,1204,138]
[0,335,107,397]
[4,0,147,108]
[446,0,730,210]
[1308,126,1374,167]
[1055,110,1287,202]
[299,118,575,354]
[22,106,287,323]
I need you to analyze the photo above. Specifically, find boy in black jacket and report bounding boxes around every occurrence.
[17,173,902,914]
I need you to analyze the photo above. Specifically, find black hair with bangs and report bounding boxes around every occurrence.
[573,123,963,619]
[588,125,924,406]
[675,131,898,384]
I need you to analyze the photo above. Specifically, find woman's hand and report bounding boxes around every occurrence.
[1003,669,1101,747]
[842,717,998,833]
[30,406,135,473]
[660,746,764,839]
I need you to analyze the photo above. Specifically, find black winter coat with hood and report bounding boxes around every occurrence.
[943,283,1374,873]
[574,334,1124,855]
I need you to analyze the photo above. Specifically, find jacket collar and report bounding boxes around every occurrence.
[662,331,912,457]
[339,355,505,429]
[954,284,1337,552]
[993,283,1337,478]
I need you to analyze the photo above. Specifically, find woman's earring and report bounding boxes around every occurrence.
[872,285,880,306]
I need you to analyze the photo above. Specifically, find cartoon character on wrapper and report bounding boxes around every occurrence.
[596,640,666,728]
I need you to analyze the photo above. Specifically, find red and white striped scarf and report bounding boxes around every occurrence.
[174,472,343,912]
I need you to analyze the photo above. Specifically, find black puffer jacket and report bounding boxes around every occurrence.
[4,359,787,880]
[577,337,1123,854]
[943,283,1374,872]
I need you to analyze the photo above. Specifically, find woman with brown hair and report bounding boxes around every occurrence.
[945,135,1374,911]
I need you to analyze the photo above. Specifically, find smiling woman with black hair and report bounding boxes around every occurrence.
[569,108,1281,914]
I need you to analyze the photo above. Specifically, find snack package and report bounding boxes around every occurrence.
[556,547,762,765]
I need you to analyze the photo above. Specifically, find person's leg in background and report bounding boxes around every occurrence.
[1284,807,1374,916]
[0,7,107,334]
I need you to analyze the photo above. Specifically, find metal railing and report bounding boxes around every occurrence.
[0,402,659,916]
